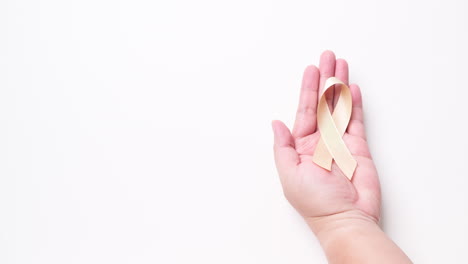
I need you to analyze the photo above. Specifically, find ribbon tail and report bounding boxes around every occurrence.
[312,138,333,170]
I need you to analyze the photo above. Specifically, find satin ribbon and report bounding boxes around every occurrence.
[312,77,357,180]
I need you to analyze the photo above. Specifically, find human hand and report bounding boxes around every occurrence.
[272,50,381,233]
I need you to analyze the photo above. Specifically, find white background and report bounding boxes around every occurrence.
[1,0,467,263]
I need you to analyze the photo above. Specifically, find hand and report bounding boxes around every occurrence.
[272,50,381,233]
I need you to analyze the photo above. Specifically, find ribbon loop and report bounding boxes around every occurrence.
[312,77,357,180]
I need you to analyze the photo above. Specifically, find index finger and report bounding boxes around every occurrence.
[292,65,320,138]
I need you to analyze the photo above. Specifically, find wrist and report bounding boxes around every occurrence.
[305,210,412,264]
[305,210,380,246]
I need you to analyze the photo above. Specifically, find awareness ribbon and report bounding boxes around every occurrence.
[312,77,357,180]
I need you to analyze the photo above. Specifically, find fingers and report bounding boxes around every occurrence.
[319,50,336,110]
[347,84,367,140]
[334,58,349,108]
[272,120,299,176]
[292,65,320,138]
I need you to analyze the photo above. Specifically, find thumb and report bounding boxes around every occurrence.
[272,120,299,175]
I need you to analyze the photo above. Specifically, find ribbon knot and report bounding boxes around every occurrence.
[312,77,357,180]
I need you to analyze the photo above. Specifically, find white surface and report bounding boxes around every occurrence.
[1,0,467,263]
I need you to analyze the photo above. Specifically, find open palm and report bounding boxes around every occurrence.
[273,51,381,225]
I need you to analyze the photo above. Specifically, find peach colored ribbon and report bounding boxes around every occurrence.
[312,77,357,180]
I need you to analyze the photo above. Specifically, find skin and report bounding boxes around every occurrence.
[272,50,412,263]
